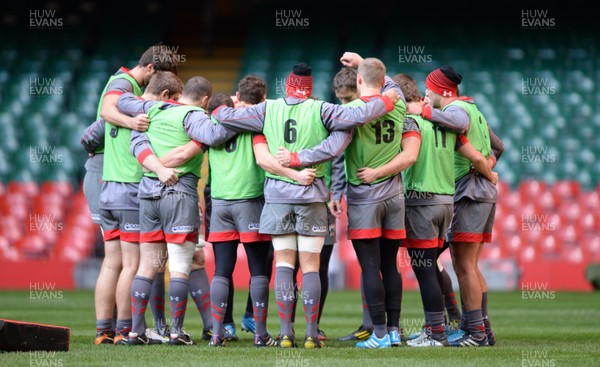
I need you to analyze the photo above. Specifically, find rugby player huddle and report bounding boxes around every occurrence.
[81,45,502,349]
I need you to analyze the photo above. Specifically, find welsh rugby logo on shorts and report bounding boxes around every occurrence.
[312,225,327,233]
[172,225,193,233]
[124,223,140,231]
[248,222,260,231]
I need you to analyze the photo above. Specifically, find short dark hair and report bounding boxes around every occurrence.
[145,71,183,98]
[183,76,212,102]
[207,93,234,114]
[238,75,267,105]
[138,44,178,74]
[332,68,357,93]
[393,73,421,103]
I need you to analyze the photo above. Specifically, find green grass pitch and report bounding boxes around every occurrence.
[1,290,599,366]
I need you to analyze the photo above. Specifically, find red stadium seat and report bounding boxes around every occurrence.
[40,181,73,199]
[561,245,584,264]
[1,245,20,261]
[551,180,580,202]
[0,235,10,253]
[522,228,543,248]
[577,213,598,234]
[60,245,86,262]
[483,244,502,260]
[496,180,509,197]
[484,246,502,260]
[538,234,560,255]
[504,234,523,256]
[518,180,548,204]
[586,236,600,260]
[501,191,521,213]
[578,191,599,212]
[7,181,40,199]
[519,246,536,263]
[534,191,556,213]
[19,235,50,259]
[560,224,579,245]
[557,201,581,224]
[501,213,519,233]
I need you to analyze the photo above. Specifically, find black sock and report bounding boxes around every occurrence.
[380,239,401,329]
[409,248,445,338]
[352,238,386,336]
[290,256,300,324]
[317,244,333,325]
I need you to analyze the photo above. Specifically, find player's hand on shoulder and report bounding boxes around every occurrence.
[383,88,400,105]
[406,101,423,115]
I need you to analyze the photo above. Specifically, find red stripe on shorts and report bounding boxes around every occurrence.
[140,230,165,243]
[453,232,484,243]
[120,231,140,243]
[239,232,271,243]
[165,233,196,244]
[348,228,382,240]
[382,228,406,240]
[403,238,439,248]
[208,231,240,242]
[103,228,120,241]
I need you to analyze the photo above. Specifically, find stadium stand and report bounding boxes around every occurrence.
[0,1,597,291]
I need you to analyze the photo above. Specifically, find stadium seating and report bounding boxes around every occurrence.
[0,8,598,292]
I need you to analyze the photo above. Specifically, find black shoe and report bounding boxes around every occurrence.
[202,327,213,341]
[208,335,226,347]
[169,333,195,346]
[127,333,163,346]
[338,325,373,341]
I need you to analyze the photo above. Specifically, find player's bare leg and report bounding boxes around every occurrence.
[114,241,140,343]
[94,239,122,344]
[449,242,487,346]
[475,242,495,345]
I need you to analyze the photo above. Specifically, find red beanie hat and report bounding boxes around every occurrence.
[286,63,313,98]
[425,66,462,98]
